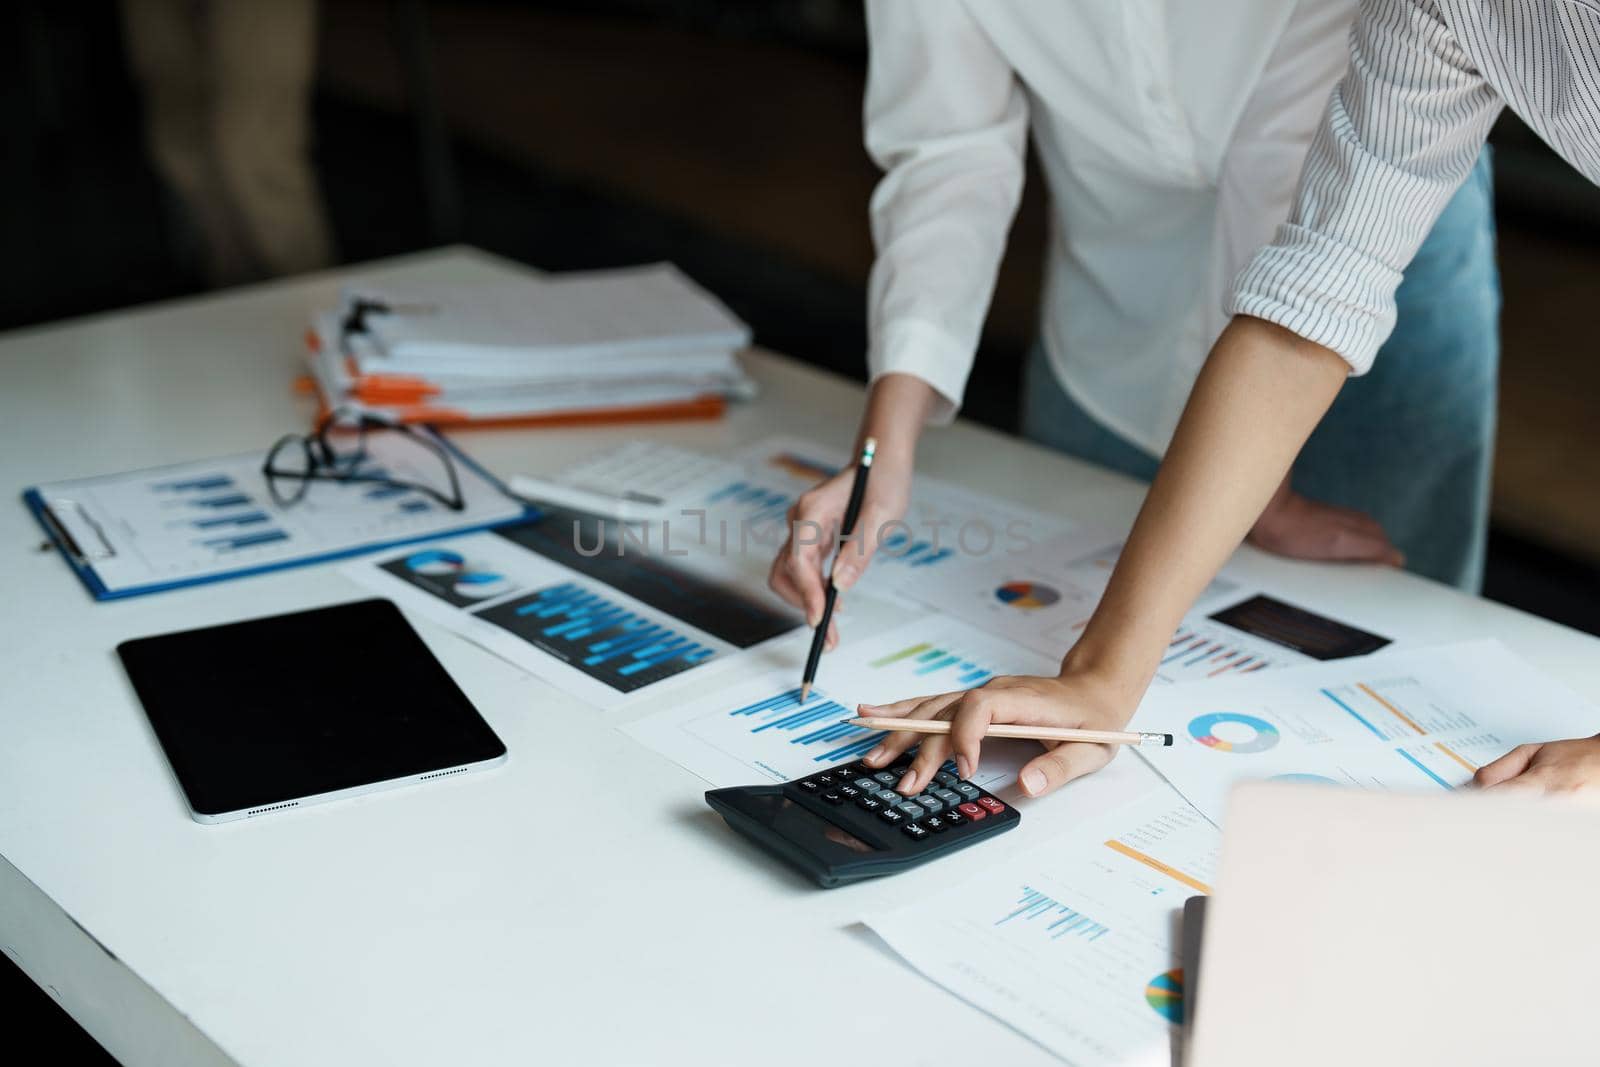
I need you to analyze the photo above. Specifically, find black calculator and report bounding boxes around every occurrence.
[705,757,1020,888]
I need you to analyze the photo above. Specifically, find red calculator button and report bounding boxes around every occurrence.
[977,796,1006,815]
[957,802,986,821]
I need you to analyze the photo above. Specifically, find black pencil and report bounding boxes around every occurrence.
[800,437,876,702]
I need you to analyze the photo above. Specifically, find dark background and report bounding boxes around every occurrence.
[5,3,1600,1060]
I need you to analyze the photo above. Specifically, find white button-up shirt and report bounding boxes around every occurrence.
[1233,0,1600,372]
[865,0,1356,454]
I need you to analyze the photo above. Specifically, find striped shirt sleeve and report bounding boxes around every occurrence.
[1228,0,1504,374]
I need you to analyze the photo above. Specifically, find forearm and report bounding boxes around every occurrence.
[856,372,937,464]
[1067,316,1350,696]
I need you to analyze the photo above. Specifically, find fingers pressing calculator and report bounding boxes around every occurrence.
[705,758,1020,888]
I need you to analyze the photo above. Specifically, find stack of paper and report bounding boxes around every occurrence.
[304,264,755,426]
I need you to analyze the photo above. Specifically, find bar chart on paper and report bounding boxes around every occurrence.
[728,687,889,767]
[998,887,1111,942]
[1132,641,1600,825]
[623,615,1058,788]
[864,789,1221,1066]
[477,581,716,693]
[357,531,743,707]
[623,674,887,785]
[155,472,293,555]
[33,437,526,599]
[156,452,479,561]
[1155,622,1291,683]
[664,435,1068,591]
[867,641,995,688]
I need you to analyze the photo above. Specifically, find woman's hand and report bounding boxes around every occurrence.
[766,451,912,649]
[1248,475,1404,566]
[855,665,1146,798]
[767,374,932,649]
[1474,735,1600,800]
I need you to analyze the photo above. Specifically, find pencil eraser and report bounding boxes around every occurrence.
[1163,735,1174,746]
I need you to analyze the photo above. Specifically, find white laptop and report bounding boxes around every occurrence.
[1189,782,1600,1066]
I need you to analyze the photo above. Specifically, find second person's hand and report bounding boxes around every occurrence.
[855,664,1146,798]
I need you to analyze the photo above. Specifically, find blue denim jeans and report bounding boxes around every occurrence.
[1022,152,1500,591]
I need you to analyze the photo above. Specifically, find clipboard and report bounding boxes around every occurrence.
[24,430,535,602]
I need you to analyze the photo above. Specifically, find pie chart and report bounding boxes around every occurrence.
[405,548,465,577]
[994,581,1061,610]
[1145,968,1183,1023]
[1188,712,1280,754]
[453,570,514,600]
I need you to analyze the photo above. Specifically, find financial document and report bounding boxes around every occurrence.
[28,433,525,599]
[349,511,799,708]
[557,435,1071,598]
[865,784,1218,1067]
[907,527,1396,682]
[622,614,1060,790]
[1131,640,1600,825]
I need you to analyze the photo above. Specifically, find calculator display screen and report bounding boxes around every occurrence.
[740,791,880,855]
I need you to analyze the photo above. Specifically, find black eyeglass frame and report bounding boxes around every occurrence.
[262,409,466,512]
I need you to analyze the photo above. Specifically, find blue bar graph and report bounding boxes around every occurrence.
[868,642,992,688]
[705,481,793,522]
[727,687,889,764]
[1320,687,1388,740]
[191,511,271,529]
[879,531,958,571]
[364,485,410,501]
[477,582,716,693]
[155,474,234,492]
[996,886,1111,942]
[1396,748,1453,790]
[201,529,291,551]
[189,493,253,509]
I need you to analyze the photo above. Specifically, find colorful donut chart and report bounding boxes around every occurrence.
[1187,712,1280,754]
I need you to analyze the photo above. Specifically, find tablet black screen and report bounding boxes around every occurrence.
[118,598,505,818]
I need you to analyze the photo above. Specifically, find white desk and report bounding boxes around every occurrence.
[5,247,1599,1066]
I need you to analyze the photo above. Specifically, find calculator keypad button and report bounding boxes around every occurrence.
[894,802,926,820]
[853,778,879,793]
[953,782,981,801]
[943,811,966,828]
[913,794,944,814]
[873,789,899,806]
[924,815,947,833]
[957,802,986,821]
[872,771,899,786]
[798,779,821,792]
[838,785,862,799]
[857,796,883,813]
[821,791,844,805]
[934,771,960,789]
[932,788,961,807]
[977,796,1006,815]
[877,808,905,825]
[902,823,931,842]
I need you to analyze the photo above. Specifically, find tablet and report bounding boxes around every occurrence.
[118,598,507,823]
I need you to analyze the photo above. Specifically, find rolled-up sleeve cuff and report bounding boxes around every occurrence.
[867,317,974,425]
[1227,224,1404,377]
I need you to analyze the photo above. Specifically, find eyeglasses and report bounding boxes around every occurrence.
[262,409,466,511]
